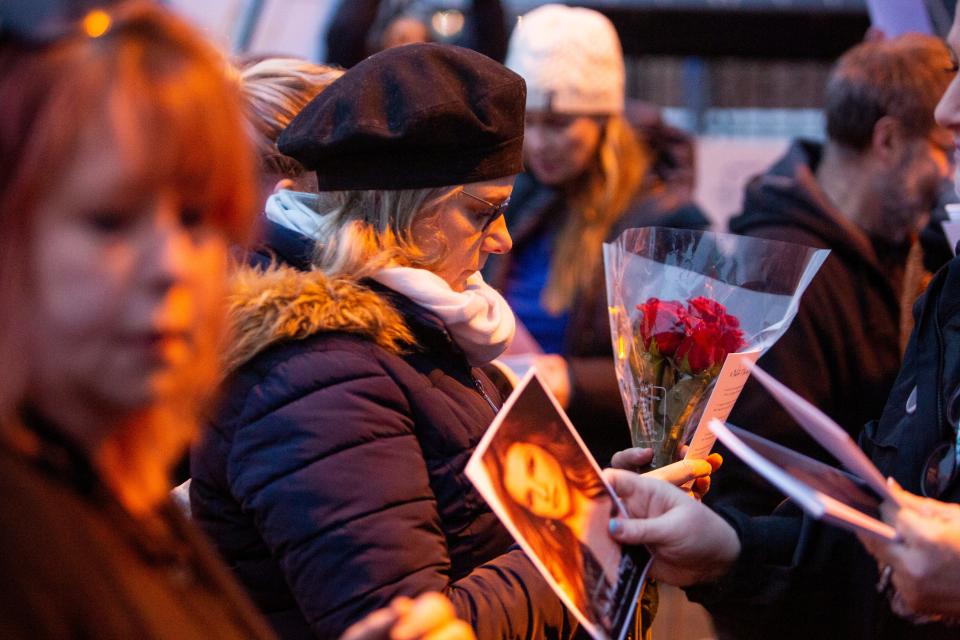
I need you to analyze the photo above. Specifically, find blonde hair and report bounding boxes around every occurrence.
[543,114,651,314]
[310,187,453,279]
[239,57,343,180]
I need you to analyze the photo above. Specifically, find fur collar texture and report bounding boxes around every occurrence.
[224,264,414,372]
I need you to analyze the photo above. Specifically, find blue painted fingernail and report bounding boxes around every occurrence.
[609,519,621,535]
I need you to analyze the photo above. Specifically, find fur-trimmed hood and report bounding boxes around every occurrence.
[223,264,414,373]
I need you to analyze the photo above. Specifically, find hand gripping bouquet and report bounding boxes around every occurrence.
[604,228,829,468]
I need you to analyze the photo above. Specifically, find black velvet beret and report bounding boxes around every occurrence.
[277,43,526,191]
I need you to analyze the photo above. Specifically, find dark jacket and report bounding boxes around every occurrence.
[688,254,960,640]
[708,140,905,516]
[0,413,274,640]
[485,171,710,466]
[191,224,573,639]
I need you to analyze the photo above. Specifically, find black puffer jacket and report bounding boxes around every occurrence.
[191,225,573,639]
[689,254,960,640]
[708,140,904,516]
[485,171,710,466]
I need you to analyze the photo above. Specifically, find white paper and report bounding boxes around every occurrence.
[466,370,650,640]
[942,221,960,256]
[747,364,897,504]
[709,420,898,541]
[684,349,762,461]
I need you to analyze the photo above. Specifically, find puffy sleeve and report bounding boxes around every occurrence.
[224,344,573,639]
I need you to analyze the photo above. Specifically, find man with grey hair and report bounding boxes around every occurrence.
[709,34,954,528]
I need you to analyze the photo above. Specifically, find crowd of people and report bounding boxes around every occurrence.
[4,0,960,639]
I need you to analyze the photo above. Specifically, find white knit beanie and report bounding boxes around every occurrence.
[505,4,625,115]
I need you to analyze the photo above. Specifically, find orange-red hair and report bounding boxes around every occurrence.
[0,2,257,418]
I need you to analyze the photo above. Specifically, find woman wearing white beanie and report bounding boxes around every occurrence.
[485,4,710,469]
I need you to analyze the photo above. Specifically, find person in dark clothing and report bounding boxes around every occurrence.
[238,56,343,272]
[190,43,579,639]
[708,34,954,519]
[0,4,271,638]
[324,0,507,68]
[606,250,960,639]
[484,5,709,467]
[597,12,960,638]
[238,56,343,205]
[0,5,481,639]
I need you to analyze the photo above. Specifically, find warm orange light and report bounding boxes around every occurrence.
[82,10,112,38]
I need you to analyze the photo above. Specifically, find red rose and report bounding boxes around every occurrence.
[688,297,741,330]
[636,298,688,357]
[686,297,746,367]
[720,325,746,355]
[676,322,726,374]
[687,297,724,323]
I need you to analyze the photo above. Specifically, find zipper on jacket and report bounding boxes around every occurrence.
[473,376,499,414]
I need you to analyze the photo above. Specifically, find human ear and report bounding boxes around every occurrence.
[869,115,907,164]
[272,178,295,194]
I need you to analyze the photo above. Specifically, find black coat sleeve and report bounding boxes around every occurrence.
[225,346,572,639]
[467,0,508,62]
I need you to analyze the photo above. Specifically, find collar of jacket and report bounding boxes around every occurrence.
[363,277,470,360]
[241,217,316,272]
[222,262,478,373]
[731,139,891,276]
[223,263,415,372]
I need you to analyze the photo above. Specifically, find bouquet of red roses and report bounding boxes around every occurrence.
[604,228,829,468]
[629,297,745,467]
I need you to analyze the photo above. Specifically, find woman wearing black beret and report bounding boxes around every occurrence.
[190,43,576,639]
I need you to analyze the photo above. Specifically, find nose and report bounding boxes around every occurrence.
[524,123,547,157]
[482,214,512,254]
[935,76,960,133]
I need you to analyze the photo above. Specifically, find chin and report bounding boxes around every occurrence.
[531,168,565,187]
[94,377,155,415]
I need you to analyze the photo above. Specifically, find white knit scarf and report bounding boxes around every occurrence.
[371,267,516,365]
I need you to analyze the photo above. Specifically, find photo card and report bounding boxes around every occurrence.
[466,369,651,640]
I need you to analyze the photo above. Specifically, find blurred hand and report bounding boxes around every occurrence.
[340,593,475,640]
[858,482,960,620]
[532,354,571,409]
[604,468,740,586]
[609,446,723,500]
[381,17,430,50]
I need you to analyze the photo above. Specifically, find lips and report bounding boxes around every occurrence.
[125,330,191,363]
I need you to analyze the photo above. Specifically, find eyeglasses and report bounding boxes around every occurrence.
[460,190,510,233]
[921,384,960,498]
